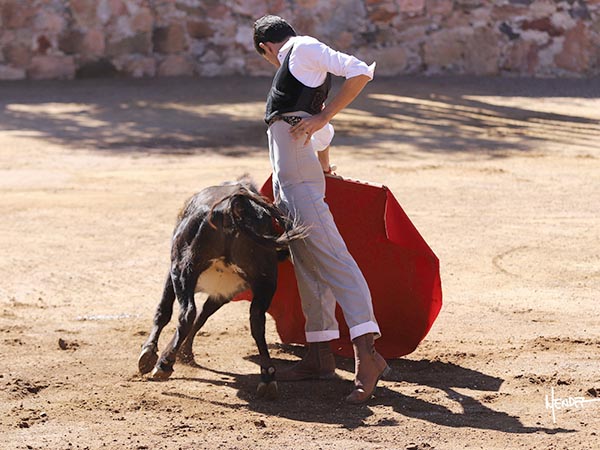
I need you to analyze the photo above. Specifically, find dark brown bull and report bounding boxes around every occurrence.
[137,179,306,398]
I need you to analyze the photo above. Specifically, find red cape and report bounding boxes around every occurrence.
[237,175,442,359]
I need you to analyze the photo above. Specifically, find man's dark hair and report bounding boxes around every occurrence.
[253,15,297,55]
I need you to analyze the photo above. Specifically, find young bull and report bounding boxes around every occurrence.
[138,179,306,399]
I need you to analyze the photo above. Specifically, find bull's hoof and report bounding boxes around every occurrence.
[138,346,158,375]
[256,381,278,400]
[149,366,173,381]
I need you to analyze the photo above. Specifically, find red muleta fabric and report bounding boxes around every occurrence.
[236,175,442,359]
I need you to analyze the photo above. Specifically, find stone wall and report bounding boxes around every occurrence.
[1,0,599,80]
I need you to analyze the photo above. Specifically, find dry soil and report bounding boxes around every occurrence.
[0,76,599,449]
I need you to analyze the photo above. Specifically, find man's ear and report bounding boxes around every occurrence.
[259,42,272,55]
[258,41,281,67]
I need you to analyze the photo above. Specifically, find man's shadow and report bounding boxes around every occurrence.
[169,345,573,434]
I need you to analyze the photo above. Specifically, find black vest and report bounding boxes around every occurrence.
[264,46,332,123]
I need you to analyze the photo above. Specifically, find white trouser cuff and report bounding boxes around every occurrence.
[349,321,381,341]
[305,330,340,343]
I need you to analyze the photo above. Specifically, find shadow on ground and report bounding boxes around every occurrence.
[161,349,574,435]
[1,76,598,158]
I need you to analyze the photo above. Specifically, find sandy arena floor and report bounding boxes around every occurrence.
[0,75,599,449]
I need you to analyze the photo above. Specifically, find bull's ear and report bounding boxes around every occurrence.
[230,195,246,221]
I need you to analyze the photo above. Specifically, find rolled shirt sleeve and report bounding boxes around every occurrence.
[288,36,376,88]
[314,43,376,80]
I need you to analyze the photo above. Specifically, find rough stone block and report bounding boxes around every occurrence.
[118,56,156,78]
[132,8,154,33]
[108,0,127,18]
[59,30,86,54]
[1,2,35,29]
[368,3,398,23]
[153,24,188,54]
[71,0,98,27]
[370,45,408,75]
[28,55,76,80]
[206,4,231,20]
[297,0,319,7]
[187,20,215,39]
[398,0,425,14]
[158,55,194,76]
[551,11,577,31]
[455,0,483,9]
[502,39,538,75]
[82,29,107,56]
[245,56,273,76]
[333,31,354,50]
[106,33,151,57]
[60,29,105,56]
[529,0,557,19]
[555,22,591,72]
[464,27,500,75]
[423,29,464,71]
[33,11,66,34]
[231,0,269,17]
[0,64,26,80]
[426,0,453,16]
[4,44,32,67]
[523,17,563,36]
[491,4,530,21]
[235,27,254,52]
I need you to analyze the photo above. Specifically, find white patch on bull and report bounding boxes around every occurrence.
[195,257,248,298]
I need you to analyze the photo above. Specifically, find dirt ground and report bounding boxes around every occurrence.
[0,75,599,450]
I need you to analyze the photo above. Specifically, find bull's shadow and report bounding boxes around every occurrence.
[175,347,572,434]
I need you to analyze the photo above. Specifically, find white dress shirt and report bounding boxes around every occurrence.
[277,35,376,88]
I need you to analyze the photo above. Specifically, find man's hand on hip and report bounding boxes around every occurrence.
[289,113,329,146]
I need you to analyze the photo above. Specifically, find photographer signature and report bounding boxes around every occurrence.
[545,386,600,423]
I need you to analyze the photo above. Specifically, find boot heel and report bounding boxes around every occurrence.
[345,364,392,404]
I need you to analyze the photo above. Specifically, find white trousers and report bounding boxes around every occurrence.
[267,114,380,343]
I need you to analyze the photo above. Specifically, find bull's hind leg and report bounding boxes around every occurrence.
[138,273,176,374]
[250,280,278,399]
[150,270,198,380]
[178,295,227,364]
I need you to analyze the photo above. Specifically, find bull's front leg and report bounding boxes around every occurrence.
[249,289,277,400]
[178,295,227,364]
